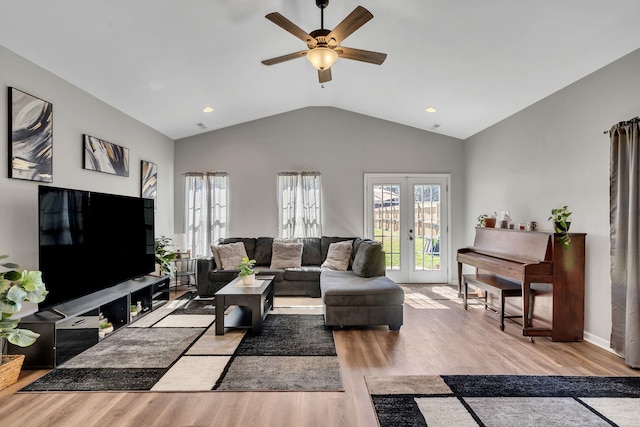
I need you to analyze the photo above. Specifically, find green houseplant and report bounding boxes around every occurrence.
[548,206,572,247]
[1,255,48,358]
[155,236,177,277]
[477,213,496,228]
[237,257,258,285]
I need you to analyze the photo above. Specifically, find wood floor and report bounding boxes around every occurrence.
[1,284,637,427]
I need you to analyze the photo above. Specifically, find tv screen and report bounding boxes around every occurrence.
[38,186,155,309]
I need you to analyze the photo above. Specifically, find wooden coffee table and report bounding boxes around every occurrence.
[215,275,274,335]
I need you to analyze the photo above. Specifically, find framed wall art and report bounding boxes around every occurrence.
[83,134,129,177]
[141,160,157,199]
[8,87,53,182]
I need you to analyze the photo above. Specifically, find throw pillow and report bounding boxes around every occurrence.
[216,242,248,270]
[274,238,298,243]
[352,240,385,278]
[270,241,303,269]
[321,240,353,271]
[210,245,222,269]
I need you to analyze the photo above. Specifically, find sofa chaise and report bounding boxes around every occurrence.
[196,236,404,330]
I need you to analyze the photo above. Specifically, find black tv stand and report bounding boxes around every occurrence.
[9,275,170,369]
[49,307,67,318]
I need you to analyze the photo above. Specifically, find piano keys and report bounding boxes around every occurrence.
[457,227,586,341]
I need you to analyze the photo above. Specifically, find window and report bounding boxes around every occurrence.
[184,172,228,257]
[277,171,322,238]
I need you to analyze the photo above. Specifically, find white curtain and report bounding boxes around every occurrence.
[185,173,228,257]
[278,171,322,238]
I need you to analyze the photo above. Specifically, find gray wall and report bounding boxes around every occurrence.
[464,48,640,348]
[0,45,175,272]
[174,106,466,279]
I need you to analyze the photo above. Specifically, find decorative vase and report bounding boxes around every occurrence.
[242,274,255,285]
[483,217,496,228]
[554,221,571,233]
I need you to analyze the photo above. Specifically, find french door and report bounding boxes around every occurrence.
[364,174,449,283]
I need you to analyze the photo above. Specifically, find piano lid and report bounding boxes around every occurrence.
[471,227,552,262]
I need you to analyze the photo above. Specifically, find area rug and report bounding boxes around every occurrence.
[171,297,216,315]
[214,314,342,391]
[366,375,640,427]
[20,310,341,392]
[234,313,337,356]
[57,327,205,369]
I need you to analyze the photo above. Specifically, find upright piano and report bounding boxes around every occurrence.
[457,227,586,341]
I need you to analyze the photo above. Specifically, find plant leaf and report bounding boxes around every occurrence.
[0,299,19,314]
[20,270,44,292]
[3,270,21,281]
[7,284,27,304]
[0,318,20,330]
[1,328,40,347]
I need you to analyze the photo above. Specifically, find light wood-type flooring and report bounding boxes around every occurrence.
[1,284,637,427]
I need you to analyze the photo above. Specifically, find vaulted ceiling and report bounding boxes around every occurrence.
[2,1,640,140]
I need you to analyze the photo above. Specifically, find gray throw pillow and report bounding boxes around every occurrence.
[216,242,248,270]
[270,241,303,269]
[321,240,353,271]
[352,240,385,277]
[210,245,222,269]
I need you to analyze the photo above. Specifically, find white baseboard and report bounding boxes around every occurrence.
[583,331,616,353]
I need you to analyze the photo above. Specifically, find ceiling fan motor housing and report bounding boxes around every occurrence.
[309,28,332,48]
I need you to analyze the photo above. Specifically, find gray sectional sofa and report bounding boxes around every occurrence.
[196,236,404,330]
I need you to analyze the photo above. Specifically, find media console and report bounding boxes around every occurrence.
[8,275,170,369]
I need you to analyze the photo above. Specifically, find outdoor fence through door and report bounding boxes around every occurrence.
[364,174,449,283]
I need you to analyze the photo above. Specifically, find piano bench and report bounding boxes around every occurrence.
[462,274,523,331]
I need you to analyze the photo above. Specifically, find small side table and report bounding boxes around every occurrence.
[172,257,196,291]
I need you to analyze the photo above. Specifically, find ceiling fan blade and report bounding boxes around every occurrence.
[266,12,317,47]
[336,46,387,65]
[261,50,308,66]
[327,6,373,44]
[318,68,332,83]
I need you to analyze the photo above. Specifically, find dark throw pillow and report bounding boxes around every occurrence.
[352,240,385,278]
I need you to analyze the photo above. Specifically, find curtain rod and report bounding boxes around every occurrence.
[604,116,640,134]
[182,172,228,176]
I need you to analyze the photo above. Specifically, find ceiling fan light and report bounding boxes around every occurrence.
[306,47,338,70]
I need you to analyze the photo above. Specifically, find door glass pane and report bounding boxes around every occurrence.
[414,184,441,271]
[373,185,400,270]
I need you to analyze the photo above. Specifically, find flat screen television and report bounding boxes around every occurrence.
[38,185,155,310]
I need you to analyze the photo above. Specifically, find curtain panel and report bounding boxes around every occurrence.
[184,172,228,257]
[277,171,322,238]
[609,117,640,368]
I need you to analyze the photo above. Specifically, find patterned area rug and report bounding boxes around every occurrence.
[367,375,640,427]
[20,302,341,392]
[215,314,342,391]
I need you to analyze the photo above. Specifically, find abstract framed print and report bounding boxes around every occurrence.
[141,160,157,199]
[83,134,129,177]
[8,87,53,182]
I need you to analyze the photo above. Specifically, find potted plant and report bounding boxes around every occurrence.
[155,236,177,277]
[1,254,48,389]
[98,320,113,338]
[477,214,496,228]
[237,257,258,285]
[548,205,572,247]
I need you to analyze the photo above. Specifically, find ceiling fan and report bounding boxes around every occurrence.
[261,0,387,84]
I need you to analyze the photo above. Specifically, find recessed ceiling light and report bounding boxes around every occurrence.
[425,107,437,113]
[203,106,214,113]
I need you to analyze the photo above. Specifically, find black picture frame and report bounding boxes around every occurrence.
[8,87,53,182]
[141,160,157,199]
[83,134,129,177]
